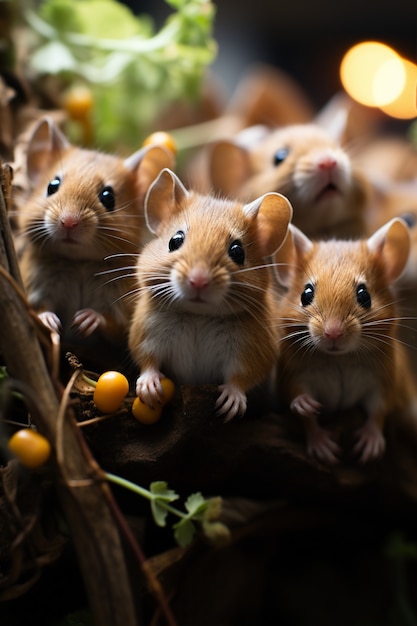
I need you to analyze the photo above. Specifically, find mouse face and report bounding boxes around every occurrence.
[274,218,411,359]
[19,148,144,261]
[283,239,393,355]
[135,168,292,318]
[139,194,277,318]
[209,123,369,238]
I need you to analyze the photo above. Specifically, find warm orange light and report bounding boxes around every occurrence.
[340,41,405,107]
[379,58,417,119]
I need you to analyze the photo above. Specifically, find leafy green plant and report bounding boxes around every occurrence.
[23,0,217,149]
[105,473,230,547]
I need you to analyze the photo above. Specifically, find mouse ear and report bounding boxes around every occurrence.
[367,217,411,284]
[26,117,70,185]
[144,168,189,235]
[124,144,176,203]
[273,224,313,287]
[243,191,293,258]
[209,140,251,197]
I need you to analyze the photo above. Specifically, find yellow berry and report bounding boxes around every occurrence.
[131,397,163,424]
[64,85,94,121]
[93,371,129,413]
[142,131,177,155]
[8,429,51,468]
[160,377,175,404]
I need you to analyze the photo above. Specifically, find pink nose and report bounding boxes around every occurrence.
[189,269,210,290]
[318,156,337,170]
[324,322,344,340]
[61,215,79,229]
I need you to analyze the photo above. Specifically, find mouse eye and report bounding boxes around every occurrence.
[47,176,61,196]
[301,283,315,307]
[169,230,185,252]
[400,212,416,229]
[228,240,245,265]
[99,186,115,211]
[356,283,371,308]
[273,147,289,166]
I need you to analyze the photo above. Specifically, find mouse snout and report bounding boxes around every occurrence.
[60,213,80,230]
[324,320,344,341]
[188,266,211,291]
[317,155,337,171]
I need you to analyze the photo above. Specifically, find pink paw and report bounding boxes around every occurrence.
[215,384,247,422]
[353,421,385,463]
[291,393,322,418]
[306,426,341,465]
[135,370,164,408]
[38,311,61,333]
[72,308,105,336]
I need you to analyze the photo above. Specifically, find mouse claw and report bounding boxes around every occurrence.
[291,393,322,418]
[73,308,104,336]
[215,383,247,422]
[353,421,385,463]
[135,370,164,408]
[38,311,62,334]
[306,425,341,465]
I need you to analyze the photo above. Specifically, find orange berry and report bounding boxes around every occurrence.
[8,428,51,468]
[142,131,177,154]
[131,397,163,424]
[93,371,129,413]
[160,377,175,404]
[64,85,94,121]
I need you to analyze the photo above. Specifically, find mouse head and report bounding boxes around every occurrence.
[139,168,293,315]
[19,117,175,259]
[207,113,368,238]
[273,217,410,354]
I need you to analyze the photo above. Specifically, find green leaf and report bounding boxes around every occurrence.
[150,481,179,503]
[31,41,76,73]
[173,518,196,547]
[184,491,208,517]
[150,499,169,527]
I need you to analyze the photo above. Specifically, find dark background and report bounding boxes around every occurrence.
[135,0,417,112]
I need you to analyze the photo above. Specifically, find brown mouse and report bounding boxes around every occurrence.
[15,117,175,362]
[273,217,417,464]
[128,168,292,421]
[204,117,371,240]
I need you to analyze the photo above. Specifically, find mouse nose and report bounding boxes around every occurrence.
[317,156,337,171]
[188,267,210,290]
[61,214,80,229]
[324,320,344,341]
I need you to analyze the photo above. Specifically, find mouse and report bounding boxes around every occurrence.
[272,217,417,464]
[202,116,371,241]
[127,167,293,421]
[15,117,175,364]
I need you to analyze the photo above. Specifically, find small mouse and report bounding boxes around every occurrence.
[205,118,371,240]
[15,117,175,360]
[128,168,293,421]
[273,217,417,464]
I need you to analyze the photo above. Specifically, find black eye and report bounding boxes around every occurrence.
[356,283,371,308]
[169,230,185,252]
[47,176,61,196]
[273,147,289,166]
[228,240,245,265]
[99,186,115,211]
[301,283,315,307]
[400,212,416,228]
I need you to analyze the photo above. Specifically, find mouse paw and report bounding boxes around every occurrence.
[38,311,62,333]
[135,370,164,408]
[353,421,385,463]
[73,309,105,336]
[290,393,322,418]
[215,384,247,422]
[306,426,341,465]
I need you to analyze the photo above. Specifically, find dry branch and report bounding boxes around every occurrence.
[0,164,140,626]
